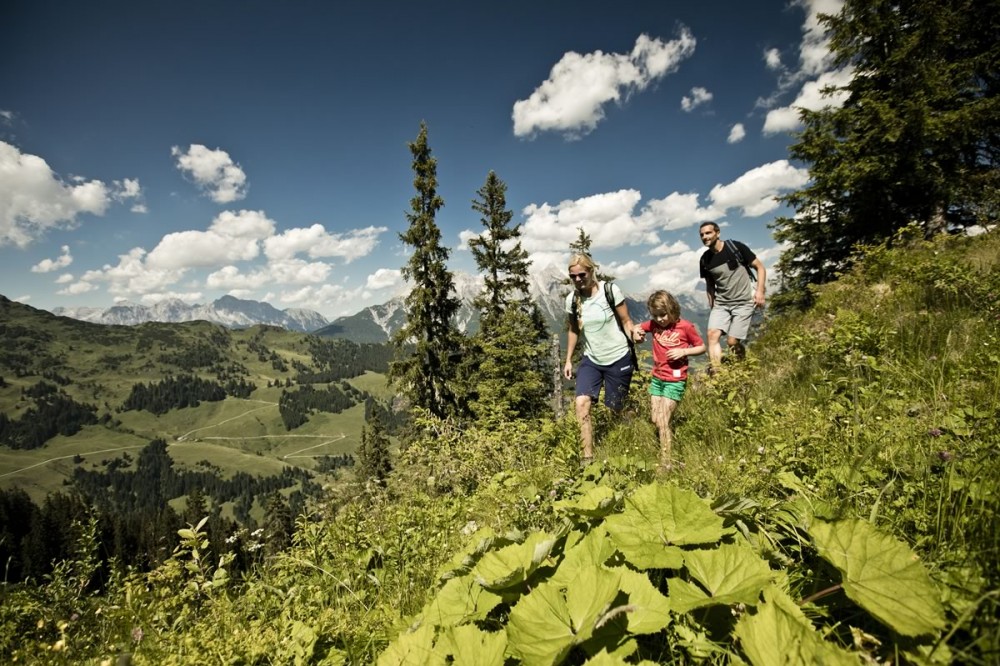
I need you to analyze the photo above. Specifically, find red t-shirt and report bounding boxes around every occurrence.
[638,318,703,381]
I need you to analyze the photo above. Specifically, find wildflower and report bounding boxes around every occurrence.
[53,639,65,652]
[937,450,954,462]
[757,446,765,455]
[928,428,943,437]
[132,626,144,643]
[460,520,478,536]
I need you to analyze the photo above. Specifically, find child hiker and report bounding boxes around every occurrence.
[633,290,705,472]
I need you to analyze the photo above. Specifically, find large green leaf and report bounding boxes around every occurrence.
[550,528,618,587]
[566,565,623,643]
[808,518,946,637]
[472,531,557,590]
[616,567,672,634]
[506,565,623,666]
[377,624,446,666]
[436,625,506,666]
[734,586,860,666]
[604,483,727,570]
[437,527,523,581]
[418,575,502,627]
[554,485,620,518]
[671,543,772,612]
[506,580,576,666]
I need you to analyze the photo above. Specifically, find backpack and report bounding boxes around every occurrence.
[701,239,757,282]
[571,282,639,371]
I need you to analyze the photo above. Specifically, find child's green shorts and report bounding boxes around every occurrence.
[649,377,687,401]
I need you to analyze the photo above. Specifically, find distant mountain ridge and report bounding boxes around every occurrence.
[47,268,710,341]
[52,295,330,333]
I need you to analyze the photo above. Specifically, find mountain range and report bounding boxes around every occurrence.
[49,266,710,342]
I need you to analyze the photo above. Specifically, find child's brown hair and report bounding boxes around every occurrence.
[647,290,680,323]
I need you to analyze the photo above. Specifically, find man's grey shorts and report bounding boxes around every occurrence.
[708,302,756,340]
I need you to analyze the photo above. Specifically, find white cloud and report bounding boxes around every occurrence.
[172,144,248,203]
[727,123,746,144]
[264,224,387,262]
[520,189,659,252]
[55,273,74,284]
[603,260,643,279]
[267,258,332,284]
[32,245,73,272]
[764,47,783,70]
[759,0,850,135]
[366,268,402,291]
[112,177,147,213]
[0,141,112,247]
[797,0,845,77]
[0,110,14,123]
[648,240,692,256]
[57,280,98,296]
[645,248,707,297]
[205,265,272,290]
[80,247,185,298]
[763,66,853,134]
[681,86,713,112]
[708,160,811,216]
[512,29,696,138]
[636,192,719,232]
[145,209,275,270]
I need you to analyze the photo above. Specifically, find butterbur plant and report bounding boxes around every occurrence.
[378,472,949,665]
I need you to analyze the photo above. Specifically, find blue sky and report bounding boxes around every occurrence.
[0,0,849,319]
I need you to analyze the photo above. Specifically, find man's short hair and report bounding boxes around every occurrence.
[699,221,720,232]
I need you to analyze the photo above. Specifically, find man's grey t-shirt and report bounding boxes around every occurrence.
[700,241,756,306]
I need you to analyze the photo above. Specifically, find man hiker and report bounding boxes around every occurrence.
[698,221,766,371]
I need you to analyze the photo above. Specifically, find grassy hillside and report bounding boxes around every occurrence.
[1,228,998,664]
[0,302,393,501]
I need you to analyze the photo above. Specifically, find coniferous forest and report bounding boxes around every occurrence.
[1,2,998,664]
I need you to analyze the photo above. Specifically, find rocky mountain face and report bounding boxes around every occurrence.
[48,268,710,341]
[52,295,330,333]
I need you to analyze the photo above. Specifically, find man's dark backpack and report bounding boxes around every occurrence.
[701,239,757,282]
[571,282,639,371]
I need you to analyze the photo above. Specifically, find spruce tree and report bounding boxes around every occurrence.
[357,413,393,484]
[466,170,551,419]
[468,171,532,332]
[772,0,999,309]
[262,492,293,555]
[389,123,464,419]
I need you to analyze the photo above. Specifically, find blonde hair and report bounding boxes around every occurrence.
[647,290,680,324]
[568,253,598,331]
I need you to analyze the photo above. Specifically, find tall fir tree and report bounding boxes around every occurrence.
[468,171,532,331]
[466,171,551,420]
[262,492,294,556]
[389,123,464,419]
[772,0,1000,309]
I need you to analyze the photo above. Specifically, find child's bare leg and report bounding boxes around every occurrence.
[651,396,678,471]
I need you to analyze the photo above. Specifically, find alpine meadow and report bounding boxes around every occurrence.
[2,1,999,664]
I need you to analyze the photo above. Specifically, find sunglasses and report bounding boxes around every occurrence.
[569,272,588,280]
